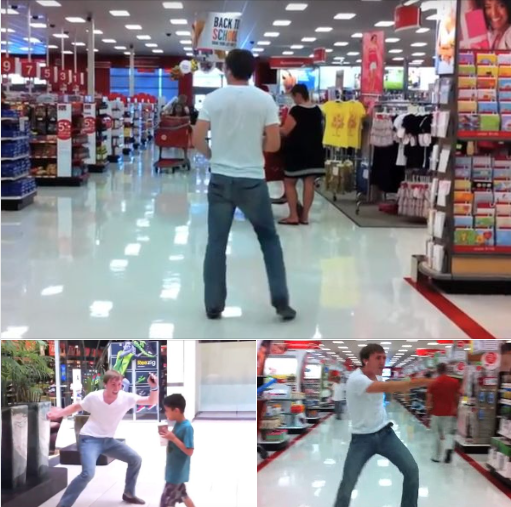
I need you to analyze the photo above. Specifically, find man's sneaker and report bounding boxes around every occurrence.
[122,494,146,505]
[444,450,453,463]
[276,305,297,321]
[206,309,223,319]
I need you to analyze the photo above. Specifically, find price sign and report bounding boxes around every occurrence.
[2,57,16,75]
[57,119,72,141]
[482,351,500,371]
[21,61,37,78]
[84,116,95,135]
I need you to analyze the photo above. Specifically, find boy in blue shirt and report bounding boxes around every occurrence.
[158,394,195,507]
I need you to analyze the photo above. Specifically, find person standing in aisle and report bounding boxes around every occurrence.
[332,376,346,420]
[192,49,296,321]
[426,362,460,464]
[48,370,159,507]
[334,344,433,507]
[279,84,325,225]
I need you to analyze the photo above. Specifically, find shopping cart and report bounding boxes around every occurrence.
[154,116,192,173]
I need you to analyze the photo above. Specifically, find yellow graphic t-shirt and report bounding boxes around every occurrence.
[322,101,366,149]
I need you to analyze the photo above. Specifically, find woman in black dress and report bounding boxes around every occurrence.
[279,84,325,225]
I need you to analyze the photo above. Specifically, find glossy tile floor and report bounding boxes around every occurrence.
[257,402,511,507]
[42,417,255,507]
[1,147,509,339]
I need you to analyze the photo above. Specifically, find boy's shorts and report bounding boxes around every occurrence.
[160,483,188,507]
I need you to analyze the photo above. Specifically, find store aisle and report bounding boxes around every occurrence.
[40,419,254,507]
[1,149,508,338]
[257,402,510,507]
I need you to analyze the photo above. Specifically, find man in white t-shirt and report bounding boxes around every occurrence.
[48,370,159,506]
[334,344,433,507]
[193,49,295,322]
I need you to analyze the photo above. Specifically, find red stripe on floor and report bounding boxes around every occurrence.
[404,277,497,339]
[455,448,511,500]
[257,413,333,472]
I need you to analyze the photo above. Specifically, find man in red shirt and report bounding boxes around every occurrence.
[426,363,461,464]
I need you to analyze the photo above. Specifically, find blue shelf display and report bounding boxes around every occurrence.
[1,110,36,210]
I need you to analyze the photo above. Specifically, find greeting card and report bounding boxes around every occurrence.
[479,114,500,131]
[478,65,498,78]
[477,53,498,66]
[478,102,499,113]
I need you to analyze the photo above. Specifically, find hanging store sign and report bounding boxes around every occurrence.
[394,5,421,32]
[1,57,16,75]
[269,57,313,69]
[194,12,242,52]
[313,48,327,64]
[284,341,321,350]
[435,0,456,75]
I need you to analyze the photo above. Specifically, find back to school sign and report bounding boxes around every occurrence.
[196,12,241,51]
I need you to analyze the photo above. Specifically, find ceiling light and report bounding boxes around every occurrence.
[416,27,430,33]
[24,37,41,43]
[375,21,394,27]
[426,14,440,21]
[427,342,438,345]
[291,44,304,49]
[115,46,127,50]
[386,38,400,44]
[352,33,363,38]
[258,41,271,46]
[266,32,280,37]
[334,42,349,47]
[47,44,58,49]
[126,25,142,30]
[252,48,264,53]
[145,43,158,47]
[110,10,130,17]
[358,343,367,347]
[389,49,403,53]
[274,20,292,26]
[163,1,183,8]
[72,42,86,47]
[286,3,308,10]
[176,31,191,36]
[30,22,47,28]
[283,51,294,55]
[1,8,19,14]
[411,42,427,47]
[393,57,404,61]
[316,27,333,32]
[94,49,99,52]
[302,37,316,42]
[325,48,333,53]
[347,51,359,56]
[334,13,356,20]
[186,52,193,56]
[183,47,193,51]
[180,40,192,44]
[53,33,69,39]
[102,39,116,43]
[152,49,164,53]
[124,51,131,55]
[412,52,426,56]
[170,19,188,24]
[66,17,86,23]
[402,345,412,348]
[63,50,73,54]
[94,29,103,34]
[137,35,151,40]
[37,1,61,6]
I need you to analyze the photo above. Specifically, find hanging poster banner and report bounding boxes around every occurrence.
[394,5,421,32]
[313,48,327,64]
[435,0,457,75]
[361,31,384,113]
[459,0,490,49]
[193,12,241,52]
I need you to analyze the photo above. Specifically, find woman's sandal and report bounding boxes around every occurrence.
[278,218,300,225]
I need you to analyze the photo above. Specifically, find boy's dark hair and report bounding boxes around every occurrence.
[437,363,447,375]
[225,49,256,81]
[291,83,309,100]
[360,344,385,366]
[163,393,186,413]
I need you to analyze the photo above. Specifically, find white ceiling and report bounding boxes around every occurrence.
[1,0,436,64]
[311,340,471,369]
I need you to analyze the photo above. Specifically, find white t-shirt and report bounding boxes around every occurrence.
[332,383,346,402]
[198,85,280,179]
[80,390,141,438]
[346,368,388,434]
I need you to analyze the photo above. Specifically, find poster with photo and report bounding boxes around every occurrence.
[361,31,385,96]
[436,0,457,75]
[459,0,490,49]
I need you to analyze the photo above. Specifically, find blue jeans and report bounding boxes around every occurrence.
[334,424,419,507]
[204,173,289,311]
[335,401,345,420]
[58,436,142,507]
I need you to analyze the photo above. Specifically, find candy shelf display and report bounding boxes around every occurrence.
[32,102,89,186]
[123,102,134,156]
[1,109,36,211]
[133,102,142,150]
[414,23,511,293]
[108,99,124,162]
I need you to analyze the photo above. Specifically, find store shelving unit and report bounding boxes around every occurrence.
[84,102,108,174]
[142,102,155,144]
[414,3,511,294]
[1,112,36,211]
[123,102,134,156]
[132,102,142,151]
[302,365,321,423]
[108,99,124,163]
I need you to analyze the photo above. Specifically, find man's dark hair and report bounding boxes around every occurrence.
[291,83,309,100]
[225,49,256,81]
[437,363,447,375]
[360,344,385,366]
[163,393,186,413]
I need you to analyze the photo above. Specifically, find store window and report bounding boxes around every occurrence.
[110,68,178,101]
